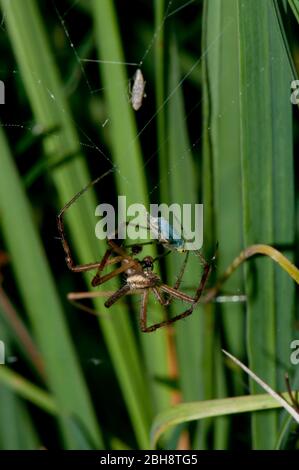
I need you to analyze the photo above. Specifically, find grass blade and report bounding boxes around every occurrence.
[237,0,295,448]
[0,327,39,450]
[151,391,293,448]
[0,126,102,448]
[202,0,245,449]
[289,0,299,22]
[1,0,155,447]
[91,0,170,417]
[222,349,299,423]
[166,37,201,403]
[0,367,58,416]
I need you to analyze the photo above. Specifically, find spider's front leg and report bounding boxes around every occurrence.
[91,238,138,287]
[57,207,105,273]
[57,170,113,274]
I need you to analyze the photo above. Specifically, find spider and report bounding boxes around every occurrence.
[58,234,212,332]
[57,179,212,332]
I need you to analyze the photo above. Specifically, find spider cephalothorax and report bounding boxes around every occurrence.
[126,256,160,291]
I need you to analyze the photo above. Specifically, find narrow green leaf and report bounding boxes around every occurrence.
[237,0,294,448]
[0,387,39,450]
[151,392,292,449]
[91,0,171,420]
[0,367,58,416]
[167,37,201,402]
[154,0,168,204]
[0,126,102,448]
[288,0,299,22]
[204,0,245,371]
[223,349,299,423]
[200,0,220,449]
[0,327,39,450]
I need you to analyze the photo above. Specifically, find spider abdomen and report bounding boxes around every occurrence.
[127,273,158,290]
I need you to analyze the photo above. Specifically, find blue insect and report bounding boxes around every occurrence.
[146,214,186,252]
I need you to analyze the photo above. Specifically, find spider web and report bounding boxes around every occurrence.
[0,0,268,199]
[0,0,289,186]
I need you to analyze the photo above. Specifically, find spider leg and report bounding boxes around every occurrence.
[152,286,165,304]
[192,259,212,304]
[139,289,150,332]
[107,239,134,259]
[92,261,136,287]
[57,169,113,273]
[163,251,189,307]
[68,288,138,318]
[68,288,144,319]
[152,250,172,264]
[173,251,189,290]
[159,284,195,303]
[57,211,106,273]
[91,236,142,287]
[140,286,181,332]
[105,284,131,308]
[90,241,137,286]
[90,248,113,285]
[194,249,211,268]
[68,298,111,318]
[141,262,212,333]
[68,290,138,301]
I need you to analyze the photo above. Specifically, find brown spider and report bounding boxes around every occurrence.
[57,177,212,332]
